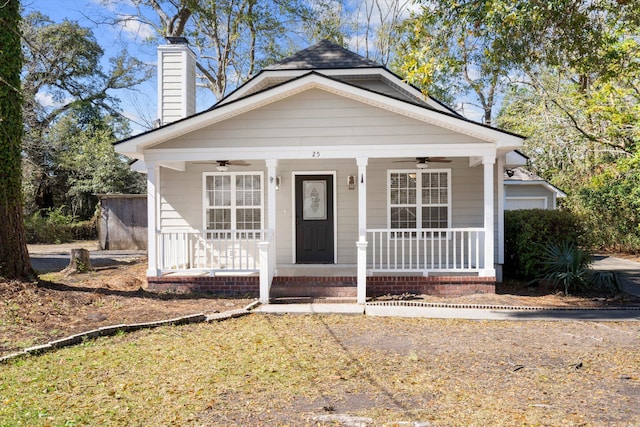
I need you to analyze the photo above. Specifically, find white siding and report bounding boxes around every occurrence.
[153,88,493,266]
[185,55,196,116]
[159,46,196,125]
[152,89,484,150]
[161,52,185,124]
[159,163,268,230]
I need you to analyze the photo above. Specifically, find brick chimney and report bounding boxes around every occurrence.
[157,37,196,126]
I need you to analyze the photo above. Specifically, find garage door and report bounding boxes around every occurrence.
[505,197,547,210]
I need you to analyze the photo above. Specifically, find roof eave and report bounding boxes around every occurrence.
[504,180,567,197]
[115,72,524,157]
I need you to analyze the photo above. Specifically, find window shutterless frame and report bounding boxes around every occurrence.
[203,172,264,233]
[387,169,452,237]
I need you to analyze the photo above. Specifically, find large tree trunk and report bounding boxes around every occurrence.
[0,202,33,280]
[0,0,35,281]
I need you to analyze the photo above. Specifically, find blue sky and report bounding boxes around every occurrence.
[22,0,204,135]
[22,0,486,133]
[21,0,427,136]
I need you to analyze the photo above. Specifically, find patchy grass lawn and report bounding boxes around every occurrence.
[2,315,639,426]
[0,260,252,356]
[4,255,639,358]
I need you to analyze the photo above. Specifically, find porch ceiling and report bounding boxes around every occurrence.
[144,143,498,164]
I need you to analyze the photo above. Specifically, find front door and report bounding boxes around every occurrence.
[295,175,334,263]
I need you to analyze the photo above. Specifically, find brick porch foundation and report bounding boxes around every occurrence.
[147,276,260,296]
[367,276,495,297]
[147,275,495,298]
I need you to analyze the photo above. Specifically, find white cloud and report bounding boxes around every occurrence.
[91,0,136,12]
[35,91,73,108]
[35,91,61,108]
[118,15,155,40]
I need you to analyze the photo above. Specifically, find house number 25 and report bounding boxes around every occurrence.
[312,151,320,158]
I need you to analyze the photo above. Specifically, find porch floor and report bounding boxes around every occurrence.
[160,265,482,278]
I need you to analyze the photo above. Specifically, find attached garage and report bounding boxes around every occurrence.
[505,197,547,210]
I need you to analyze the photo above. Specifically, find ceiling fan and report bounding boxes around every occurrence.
[393,157,452,169]
[193,160,251,171]
[215,160,251,171]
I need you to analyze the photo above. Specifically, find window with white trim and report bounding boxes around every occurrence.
[204,173,263,231]
[388,170,451,231]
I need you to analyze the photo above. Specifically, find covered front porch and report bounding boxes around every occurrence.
[146,226,496,303]
[144,153,501,304]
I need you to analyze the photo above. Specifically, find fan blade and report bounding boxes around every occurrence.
[191,160,251,166]
[392,159,417,163]
[426,157,451,163]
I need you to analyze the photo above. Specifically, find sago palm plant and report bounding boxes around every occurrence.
[540,240,592,295]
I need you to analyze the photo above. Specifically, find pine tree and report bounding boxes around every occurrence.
[0,0,34,280]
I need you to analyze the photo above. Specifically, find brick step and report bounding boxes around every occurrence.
[270,276,357,298]
[270,286,357,298]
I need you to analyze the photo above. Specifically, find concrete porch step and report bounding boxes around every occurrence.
[270,296,357,304]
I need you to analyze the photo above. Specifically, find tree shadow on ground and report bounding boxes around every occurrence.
[35,278,246,302]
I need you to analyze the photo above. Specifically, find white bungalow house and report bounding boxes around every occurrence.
[115,39,526,304]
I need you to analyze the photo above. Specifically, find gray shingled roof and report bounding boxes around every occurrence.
[266,39,382,70]
[504,167,543,181]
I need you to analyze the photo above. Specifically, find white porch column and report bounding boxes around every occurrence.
[496,155,505,282]
[265,159,278,235]
[258,241,270,304]
[481,156,496,277]
[146,161,160,277]
[262,159,278,303]
[356,157,368,304]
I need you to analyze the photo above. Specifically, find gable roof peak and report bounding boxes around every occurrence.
[265,39,382,70]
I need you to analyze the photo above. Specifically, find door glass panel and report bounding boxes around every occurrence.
[302,180,327,220]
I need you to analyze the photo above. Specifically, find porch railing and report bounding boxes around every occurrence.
[367,228,485,273]
[157,229,270,273]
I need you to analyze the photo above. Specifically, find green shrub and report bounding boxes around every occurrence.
[24,207,97,244]
[68,217,97,240]
[504,209,593,279]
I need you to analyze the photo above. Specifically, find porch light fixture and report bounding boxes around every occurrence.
[276,176,281,191]
[347,175,356,190]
